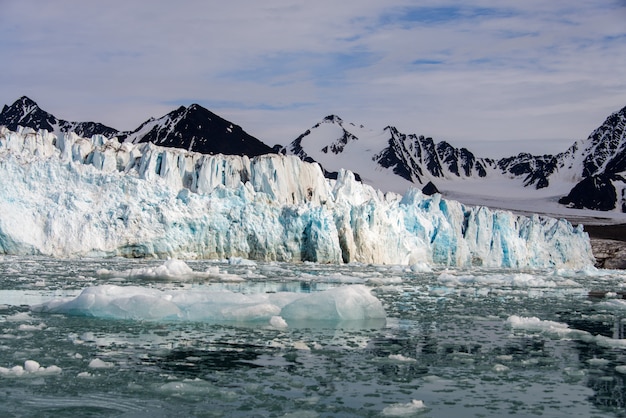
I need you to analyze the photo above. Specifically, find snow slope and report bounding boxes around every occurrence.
[0,127,593,268]
[288,112,626,222]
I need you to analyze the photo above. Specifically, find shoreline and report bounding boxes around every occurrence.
[584,224,626,269]
[583,223,626,242]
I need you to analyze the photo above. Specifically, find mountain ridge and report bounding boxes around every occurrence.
[0,96,118,138]
[1,96,625,213]
[285,105,626,213]
[0,96,274,157]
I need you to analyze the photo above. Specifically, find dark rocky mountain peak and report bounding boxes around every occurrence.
[1,97,276,158]
[0,96,118,138]
[118,103,274,157]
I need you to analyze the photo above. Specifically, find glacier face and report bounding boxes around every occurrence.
[0,127,594,268]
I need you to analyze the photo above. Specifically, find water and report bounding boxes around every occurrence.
[1,256,625,417]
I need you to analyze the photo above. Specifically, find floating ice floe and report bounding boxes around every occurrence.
[32,284,386,327]
[506,315,626,350]
[88,358,114,369]
[381,399,426,416]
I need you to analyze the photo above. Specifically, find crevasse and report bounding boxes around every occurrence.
[0,126,594,268]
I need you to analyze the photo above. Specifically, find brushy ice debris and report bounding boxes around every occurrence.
[381,399,426,416]
[388,354,416,362]
[228,257,257,266]
[505,315,626,350]
[410,262,432,273]
[0,128,594,268]
[0,360,61,377]
[97,259,212,281]
[4,312,33,322]
[507,315,571,333]
[597,299,626,311]
[17,322,46,331]
[88,358,114,369]
[493,364,510,372]
[32,284,386,326]
[269,315,288,329]
[616,365,626,374]
[438,272,562,288]
[280,411,319,418]
[587,357,610,367]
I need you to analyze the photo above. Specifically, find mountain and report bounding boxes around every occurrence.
[0,96,118,138]
[557,106,626,212]
[288,115,499,191]
[287,106,626,213]
[0,97,274,157]
[117,104,274,157]
[2,96,625,214]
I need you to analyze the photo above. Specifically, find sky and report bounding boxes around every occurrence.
[1,0,625,158]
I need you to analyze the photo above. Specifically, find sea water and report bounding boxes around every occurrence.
[0,256,625,417]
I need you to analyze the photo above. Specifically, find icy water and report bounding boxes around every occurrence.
[1,257,626,417]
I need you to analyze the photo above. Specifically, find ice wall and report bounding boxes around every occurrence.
[0,127,594,268]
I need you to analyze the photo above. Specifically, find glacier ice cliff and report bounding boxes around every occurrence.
[0,127,594,268]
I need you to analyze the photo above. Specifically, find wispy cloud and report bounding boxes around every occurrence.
[1,0,625,156]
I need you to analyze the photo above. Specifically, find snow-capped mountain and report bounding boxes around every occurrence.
[287,106,626,214]
[2,96,625,214]
[557,106,626,211]
[0,97,274,157]
[0,126,593,268]
[0,96,118,138]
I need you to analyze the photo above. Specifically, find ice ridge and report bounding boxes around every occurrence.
[0,127,594,268]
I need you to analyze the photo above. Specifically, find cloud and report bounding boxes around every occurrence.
[1,0,625,156]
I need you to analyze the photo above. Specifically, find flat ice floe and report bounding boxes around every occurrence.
[507,315,626,349]
[32,283,386,327]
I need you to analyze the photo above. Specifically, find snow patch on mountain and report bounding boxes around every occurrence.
[288,108,626,219]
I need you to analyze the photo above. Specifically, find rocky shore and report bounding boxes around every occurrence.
[585,224,626,269]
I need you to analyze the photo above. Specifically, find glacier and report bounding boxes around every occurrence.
[0,126,593,268]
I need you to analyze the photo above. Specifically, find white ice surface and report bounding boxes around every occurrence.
[0,128,594,268]
[32,284,386,326]
[289,116,626,224]
[381,399,426,416]
[0,360,62,377]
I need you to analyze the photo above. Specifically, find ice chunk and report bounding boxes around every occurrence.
[281,285,386,323]
[587,357,610,367]
[88,358,114,369]
[507,315,570,332]
[24,360,40,373]
[269,315,288,329]
[388,354,416,362]
[493,364,510,372]
[32,285,183,321]
[32,284,386,327]
[97,259,211,281]
[0,360,62,377]
[381,399,426,416]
